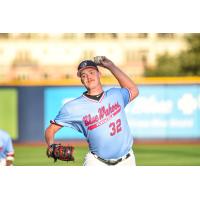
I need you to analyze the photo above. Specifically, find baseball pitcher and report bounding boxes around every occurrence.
[45,56,139,166]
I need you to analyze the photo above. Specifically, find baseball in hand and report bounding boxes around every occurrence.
[94,56,104,65]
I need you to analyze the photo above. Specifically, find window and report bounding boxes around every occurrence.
[62,33,77,39]
[124,33,148,39]
[125,49,148,64]
[85,33,96,39]
[84,33,118,39]
[157,33,175,38]
[0,33,9,38]
[138,33,148,38]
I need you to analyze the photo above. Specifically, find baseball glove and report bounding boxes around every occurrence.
[46,144,75,162]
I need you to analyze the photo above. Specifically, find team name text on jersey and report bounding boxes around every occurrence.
[82,102,121,130]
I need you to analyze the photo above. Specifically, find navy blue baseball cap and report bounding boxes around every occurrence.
[77,60,99,77]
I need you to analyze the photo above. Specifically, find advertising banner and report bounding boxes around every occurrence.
[126,85,200,138]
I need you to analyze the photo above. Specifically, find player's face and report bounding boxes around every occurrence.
[80,68,101,90]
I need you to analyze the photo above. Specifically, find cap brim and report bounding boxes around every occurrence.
[77,66,98,77]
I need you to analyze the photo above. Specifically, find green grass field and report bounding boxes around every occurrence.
[13,143,200,166]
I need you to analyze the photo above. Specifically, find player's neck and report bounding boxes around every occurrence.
[87,86,103,96]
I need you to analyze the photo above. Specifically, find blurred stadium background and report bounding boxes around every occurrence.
[0,33,200,165]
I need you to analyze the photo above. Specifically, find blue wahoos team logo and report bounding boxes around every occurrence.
[82,102,121,130]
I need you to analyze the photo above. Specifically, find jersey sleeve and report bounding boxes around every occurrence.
[119,88,132,107]
[51,104,82,132]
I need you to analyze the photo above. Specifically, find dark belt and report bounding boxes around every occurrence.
[91,152,131,165]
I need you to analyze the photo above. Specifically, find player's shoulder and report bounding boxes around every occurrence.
[105,87,119,93]
[61,95,85,109]
[105,87,128,95]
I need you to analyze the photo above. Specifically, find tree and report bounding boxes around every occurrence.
[144,33,200,76]
[179,34,200,75]
[145,52,181,76]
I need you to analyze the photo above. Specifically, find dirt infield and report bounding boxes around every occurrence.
[14,138,200,147]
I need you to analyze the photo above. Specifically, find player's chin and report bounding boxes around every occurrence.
[86,82,96,88]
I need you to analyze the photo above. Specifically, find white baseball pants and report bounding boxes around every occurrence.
[83,149,136,166]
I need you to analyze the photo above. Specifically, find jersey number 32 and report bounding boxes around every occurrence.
[109,119,122,136]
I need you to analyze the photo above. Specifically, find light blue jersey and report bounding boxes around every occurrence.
[52,88,133,159]
[0,129,14,159]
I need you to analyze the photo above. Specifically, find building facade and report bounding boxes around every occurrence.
[0,33,187,81]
